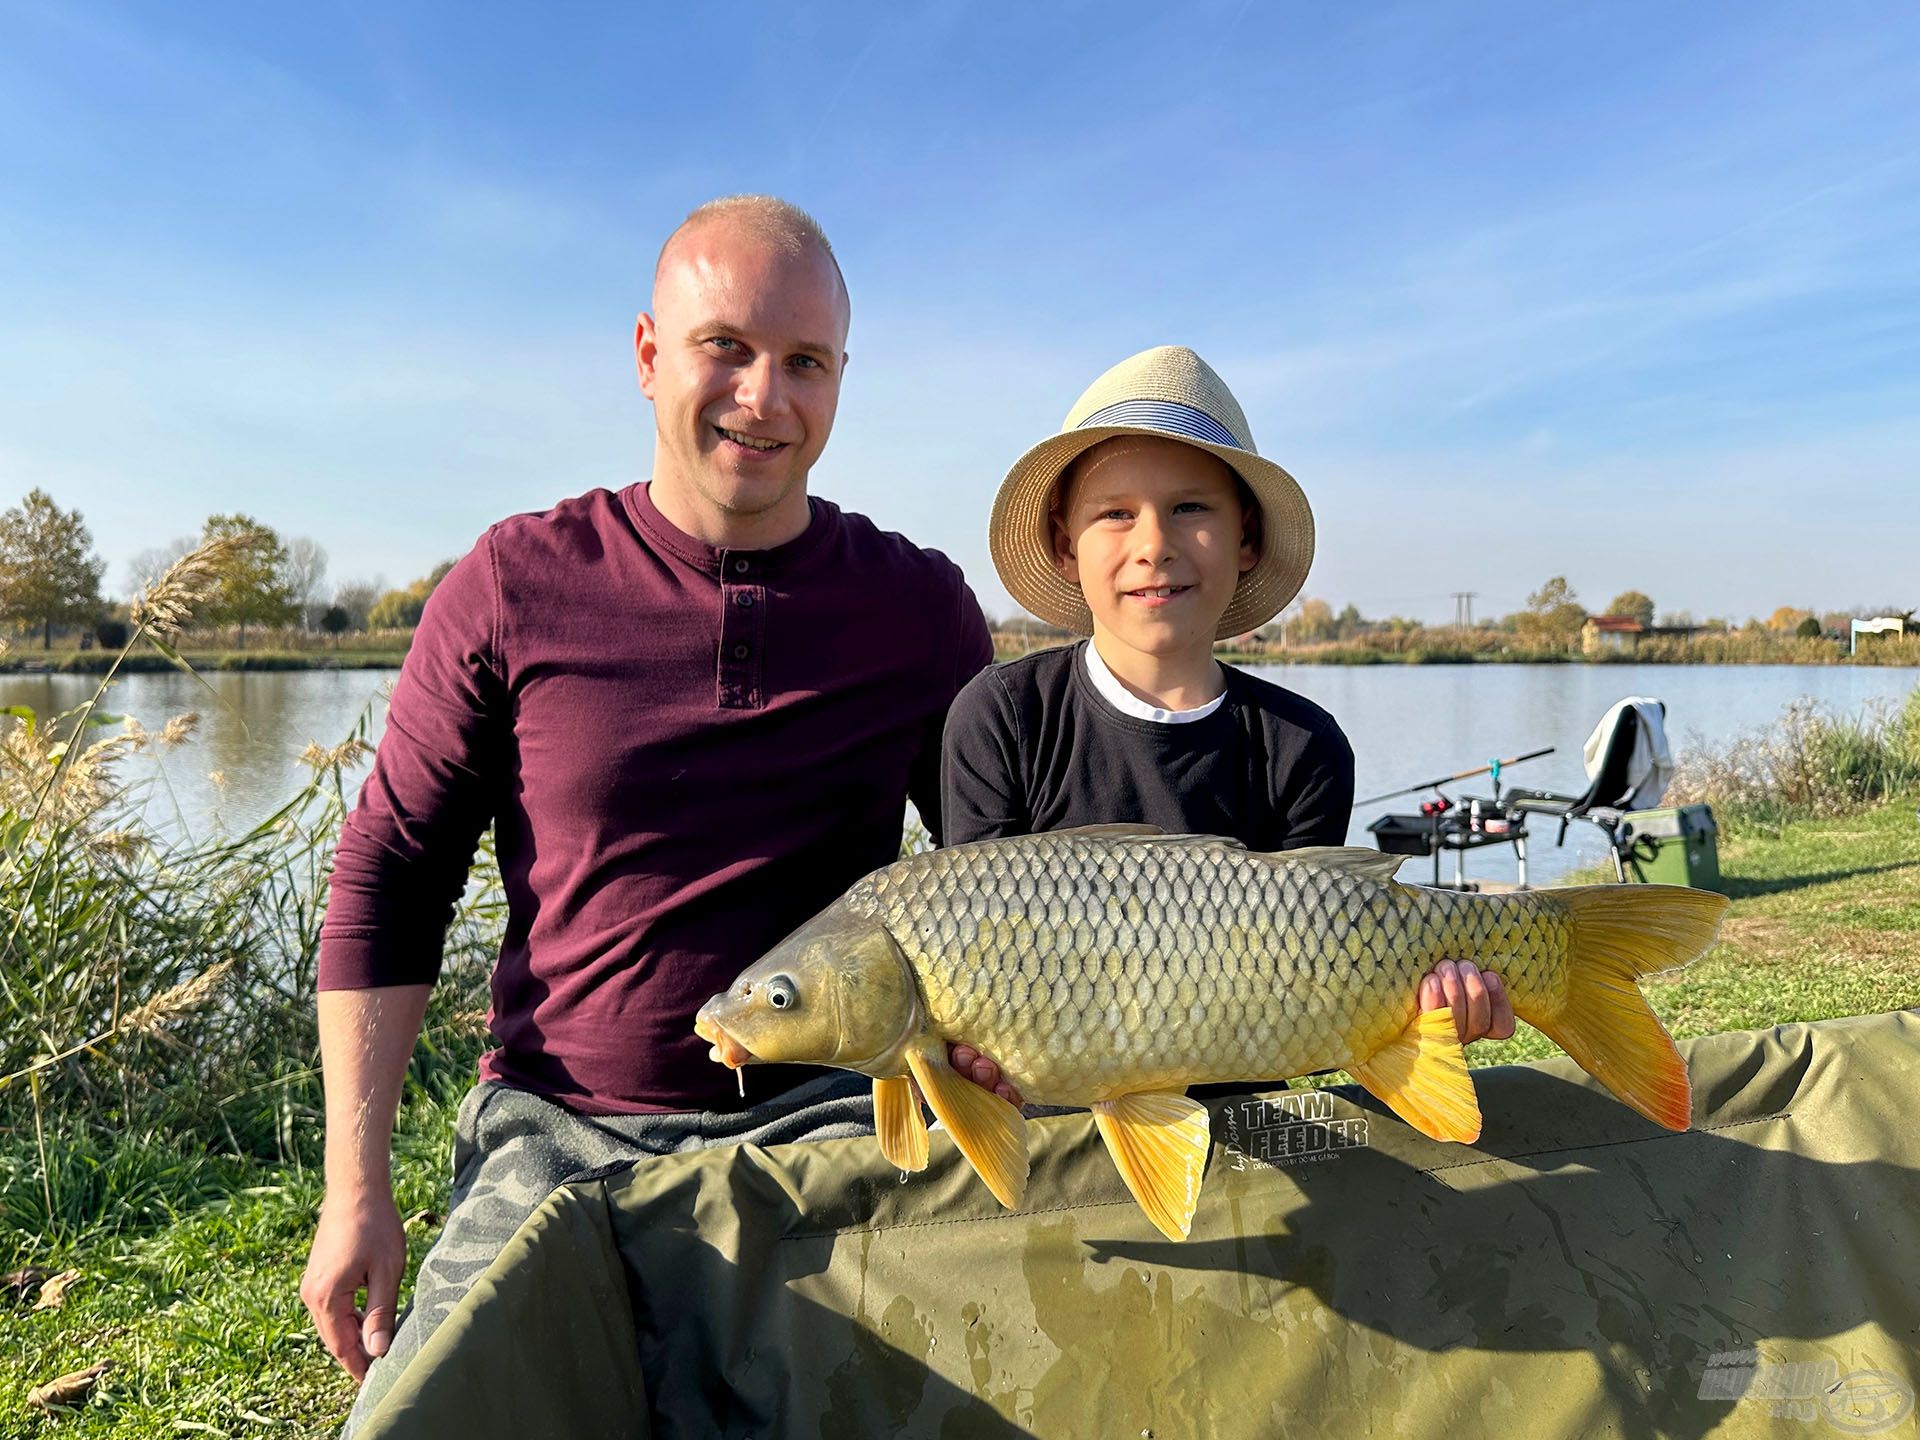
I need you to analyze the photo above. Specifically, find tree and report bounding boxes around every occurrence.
[1292,597,1334,643]
[1767,606,1813,633]
[320,605,350,639]
[1795,615,1822,639]
[1604,590,1656,628]
[200,513,297,649]
[330,580,384,632]
[0,488,106,648]
[367,561,456,632]
[125,536,196,598]
[1334,603,1364,641]
[1515,576,1587,652]
[283,536,329,631]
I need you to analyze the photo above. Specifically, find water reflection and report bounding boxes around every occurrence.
[0,669,395,840]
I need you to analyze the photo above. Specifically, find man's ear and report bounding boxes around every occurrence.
[635,313,658,398]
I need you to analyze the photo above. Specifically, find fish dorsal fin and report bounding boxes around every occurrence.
[1092,1091,1213,1242]
[1260,845,1406,881]
[1348,1008,1483,1143]
[1053,825,1249,854]
[903,1040,1028,1209]
[873,1075,929,1173]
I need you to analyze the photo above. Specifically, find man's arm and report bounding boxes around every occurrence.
[306,541,506,1379]
[300,984,432,1382]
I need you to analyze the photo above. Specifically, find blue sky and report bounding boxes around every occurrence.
[3,0,1917,625]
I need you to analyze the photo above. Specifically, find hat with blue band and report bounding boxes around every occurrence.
[988,345,1315,639]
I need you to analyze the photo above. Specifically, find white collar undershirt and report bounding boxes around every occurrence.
[1082,641,1227,725]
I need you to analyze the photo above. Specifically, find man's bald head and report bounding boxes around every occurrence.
[653,195,850,330]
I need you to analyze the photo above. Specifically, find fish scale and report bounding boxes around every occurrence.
[847,831,1564,1105]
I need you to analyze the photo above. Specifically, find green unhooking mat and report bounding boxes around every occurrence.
[362,1010,1920,1438]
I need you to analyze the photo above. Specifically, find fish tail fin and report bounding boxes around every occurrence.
[1521,884,1729,1132]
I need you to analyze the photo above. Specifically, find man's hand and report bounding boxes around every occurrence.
[947,1043,1024,1107]
[301,1186,407,1383]
[306,984,430,1382]
[1417,959,1515,1045]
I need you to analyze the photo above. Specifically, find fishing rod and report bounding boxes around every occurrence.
[1355,747,1556,807]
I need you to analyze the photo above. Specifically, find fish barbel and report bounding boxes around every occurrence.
[694,825,1729,1240]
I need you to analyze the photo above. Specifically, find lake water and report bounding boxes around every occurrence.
[5,662,1917,885]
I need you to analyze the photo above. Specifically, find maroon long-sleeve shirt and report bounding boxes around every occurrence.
[318,482,992,1114]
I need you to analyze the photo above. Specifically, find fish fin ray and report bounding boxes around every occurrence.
[903,1042,1028,1208]
[1350,1008,1483,1143]
[1048,823,1166,838]
[1256,845,1406,881]
[1091,1091,1212,1242]
[873,1076,929,1172]
[1522,884,1727,1131]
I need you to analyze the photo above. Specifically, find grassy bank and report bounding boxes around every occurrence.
[991,634,1920,667]
[6,796,1918,1435]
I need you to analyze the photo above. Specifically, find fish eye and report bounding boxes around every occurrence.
[766,976,798,1010]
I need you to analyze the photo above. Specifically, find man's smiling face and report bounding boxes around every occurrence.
[638,220,849,544]
[1052,436,1256,661]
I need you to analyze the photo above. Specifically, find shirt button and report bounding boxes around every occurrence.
[733,644,749,659]
[733,559,750,574]
[735,592,755,607]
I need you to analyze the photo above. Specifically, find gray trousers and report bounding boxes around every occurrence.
[344,1070,875,1435]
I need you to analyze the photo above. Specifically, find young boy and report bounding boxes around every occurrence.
[941,346,1509,1101]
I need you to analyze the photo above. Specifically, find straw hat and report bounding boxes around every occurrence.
[988,345,1314,640]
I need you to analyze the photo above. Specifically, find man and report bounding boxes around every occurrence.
[301,196,993,1428]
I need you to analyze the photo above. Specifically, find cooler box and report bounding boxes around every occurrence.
[1621,803,1721,890]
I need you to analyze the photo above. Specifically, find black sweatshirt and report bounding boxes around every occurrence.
[940,642,1355,851]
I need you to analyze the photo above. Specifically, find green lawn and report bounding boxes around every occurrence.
[5,801,1917,1436]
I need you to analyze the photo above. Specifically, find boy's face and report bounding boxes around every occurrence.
[1051,437,1257,662]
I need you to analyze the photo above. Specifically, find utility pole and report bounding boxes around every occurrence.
[1452,591,1477,628]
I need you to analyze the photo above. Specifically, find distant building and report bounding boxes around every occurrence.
[1851,616,1909,655]
[1581,615,1643,654]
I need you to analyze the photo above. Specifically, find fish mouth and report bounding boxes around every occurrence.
[693,1008,757,1069]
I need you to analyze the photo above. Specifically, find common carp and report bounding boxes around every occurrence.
[694,825,1729,1241]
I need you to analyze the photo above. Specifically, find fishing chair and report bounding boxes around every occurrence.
[1492,698,1673,881]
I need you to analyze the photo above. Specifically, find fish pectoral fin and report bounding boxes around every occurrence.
[903,1042,1029,1209]
[1349,1008,1483,1143]
[873,1076,929,1172]
[1091,1091,1213,1242]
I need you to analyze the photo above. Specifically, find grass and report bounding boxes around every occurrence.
[5,798,1917,1435]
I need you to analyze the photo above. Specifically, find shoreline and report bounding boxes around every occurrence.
[0,650,410,674]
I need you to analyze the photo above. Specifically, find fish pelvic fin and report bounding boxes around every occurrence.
[1091,1091,1212,1242]
[1349,1008,1483,1143]
[873,1075,929,1173]
[903,1040,1028,1209]
[1524,884,1729,1132]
